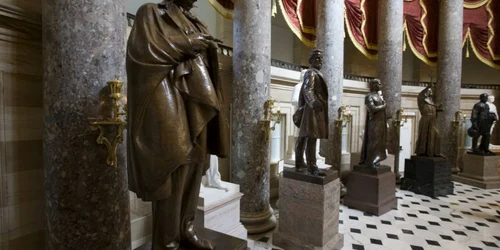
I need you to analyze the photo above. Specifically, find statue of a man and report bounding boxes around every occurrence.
[488,95,498,135]
[415,87,443,157]
[126,1,229,249]
[293,49,328,175]
[468,93,497,155]
[358,79,388,168]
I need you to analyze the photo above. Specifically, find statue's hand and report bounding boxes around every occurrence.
[201,34,223,44]
[188,33,212,51]
[312,101,323,112]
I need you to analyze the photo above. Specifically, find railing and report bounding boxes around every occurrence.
[126,13,500,90]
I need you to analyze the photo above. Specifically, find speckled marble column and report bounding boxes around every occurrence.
[43,1,130,249]
[231,0,276,234]
[316,0,345,171]
[436,0,463,171]
[377,0,404,172]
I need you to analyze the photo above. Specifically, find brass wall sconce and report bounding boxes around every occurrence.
[259,97,282,142]
[452,110,467,129]
[89,77,127,167]
[393,108,408,128]
[335,105,352,128]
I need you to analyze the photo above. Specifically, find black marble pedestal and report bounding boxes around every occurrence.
[136,227,248,250]
[401,156,454,198]
[344,166,397,216]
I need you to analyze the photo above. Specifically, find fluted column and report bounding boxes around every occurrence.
[377,0,404,176]
[231,0,276,234]
[317,0,345,171]
[43,0,130,249]
[436,0,463,171]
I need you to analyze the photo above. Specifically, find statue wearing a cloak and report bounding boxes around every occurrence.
[415,87,443,157]
[126,1,229,249]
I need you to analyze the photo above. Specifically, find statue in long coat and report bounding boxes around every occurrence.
[293,49,328,175]
[415,87,443,157]
[358,79,388,168]
[469,93,497,155]
[126,1,229,249]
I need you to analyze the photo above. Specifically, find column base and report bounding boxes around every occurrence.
[240,206,277,234]
[344,166,397,216]
[401,156,454,198]
[453,154,500,189]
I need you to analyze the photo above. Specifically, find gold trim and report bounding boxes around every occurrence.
[360,0,378,50]
[344,4,377,60]
[464,0,489,9]
[403,22,437,67]
[486,0,500,60]
[277,0,316,47]
[419,0,437,57]
[208,0,233,19]
[464,28,500,70]
[296,0,316,35]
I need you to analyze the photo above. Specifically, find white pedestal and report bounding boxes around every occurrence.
[195,182,247,240]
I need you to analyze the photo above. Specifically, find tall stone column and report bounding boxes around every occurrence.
[436,0,463,171]
[377,0,404,176]
[317,0,345,171]
[43,1,130,249]
[231,0,276,234]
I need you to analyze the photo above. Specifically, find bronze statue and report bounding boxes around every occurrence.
[293,49,328,175]
[126,1,229,249]
[468,93,497,155]
[358,79,388,168]
[415,87,443,157]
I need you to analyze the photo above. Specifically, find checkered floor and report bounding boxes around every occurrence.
[248,182,500,250]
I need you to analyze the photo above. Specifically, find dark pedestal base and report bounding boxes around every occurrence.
[135,227,248,250]
[401,156,454,198]
[344,166,397,216]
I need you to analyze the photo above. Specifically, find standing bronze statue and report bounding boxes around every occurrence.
[126,1,229,249]
[415,87,443,157]
[293,49,328,175]
[468,93,498,155]
[358,79,388,168]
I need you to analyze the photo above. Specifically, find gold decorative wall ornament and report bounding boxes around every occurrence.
[259,97,282,142]
[335,105,353,128]
[452,110,467,129]
[393,108,408,128]
[89,77,127,167]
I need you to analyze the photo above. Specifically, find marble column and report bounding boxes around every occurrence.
[436,0,463,171]
[43,1,130,249]
[231,0,276,234]
[317,0,345,171]
[377,0,404,176]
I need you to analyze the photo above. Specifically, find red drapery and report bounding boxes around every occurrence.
[208,0,500,70]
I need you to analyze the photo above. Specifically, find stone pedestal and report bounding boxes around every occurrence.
[195,182,247,240]
[136,227,247,250]
[452,154,500,189]
[344,166,397,216]
[273,168,343,250]
[401,156,454,198]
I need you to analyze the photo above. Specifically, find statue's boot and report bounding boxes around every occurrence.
[295,137,308,172]
[153,242,179,250]
[180,222,214,250]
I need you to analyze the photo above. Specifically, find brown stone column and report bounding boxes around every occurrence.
[42,0,130,249]
[231,0,276,234]
[436,0,463,171]
[377,0,404,177]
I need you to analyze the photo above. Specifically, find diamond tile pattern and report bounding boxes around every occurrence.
[247,182,500,250]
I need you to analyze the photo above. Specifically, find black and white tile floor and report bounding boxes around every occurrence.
[248,182,500,250]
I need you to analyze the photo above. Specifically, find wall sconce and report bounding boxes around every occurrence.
[392,108,408,128]
[335,105,352,128]
[89,77,127,167]
[452,110,467,129]
[259,97,282,142]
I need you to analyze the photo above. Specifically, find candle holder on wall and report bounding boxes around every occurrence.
[259,97,282,142]
[335,105,352,128]
[89,77,127,167]
[452,110,467,129]
[393,108,408,128]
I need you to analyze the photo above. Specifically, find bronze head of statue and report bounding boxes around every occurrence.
[309,49,323,70]
[480,93,488,103]
[160,0,197,10]
[369,78,382,92]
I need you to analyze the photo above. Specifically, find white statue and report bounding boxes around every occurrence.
[488,95,498,135]
[202,155,228,192]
